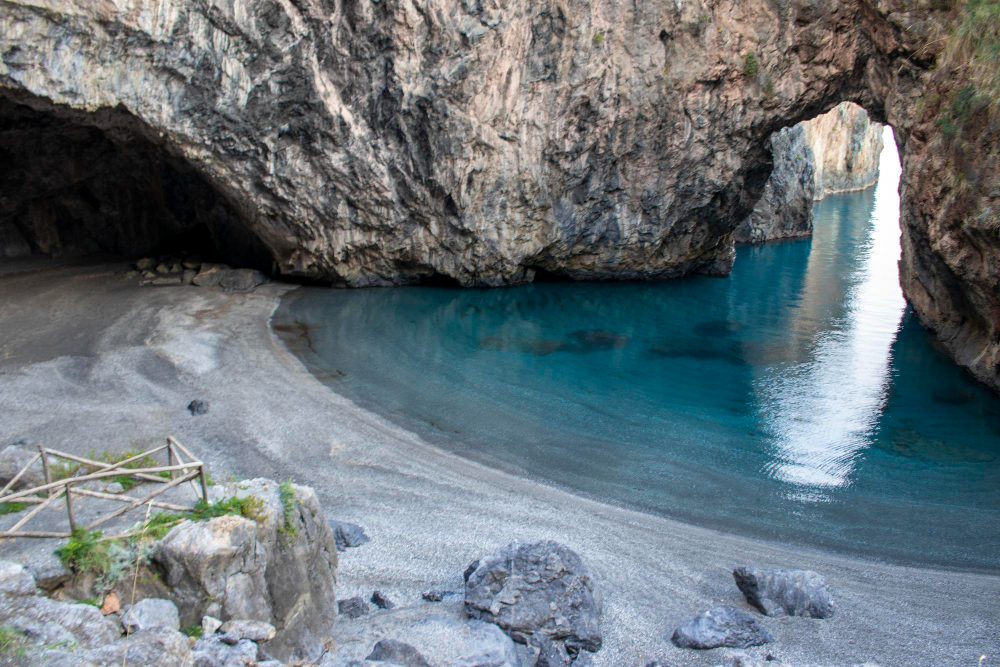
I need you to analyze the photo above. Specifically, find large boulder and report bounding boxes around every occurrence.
[366,639,432,667]
[464,540,601,655]
[69,628,192,667]
[671,606,774,650]
[122,598,181,633]
[733,567,835,618]
[153,479,338,663]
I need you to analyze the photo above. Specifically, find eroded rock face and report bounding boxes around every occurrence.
[0,0,997,390]
[803,102,884,199]
[153,479,338,663]
[733,125,815,244]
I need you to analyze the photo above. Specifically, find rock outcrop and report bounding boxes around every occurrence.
[802,102,884,199]
[733,125,815,244]
[153,479,338,662]
[1,1,997,391]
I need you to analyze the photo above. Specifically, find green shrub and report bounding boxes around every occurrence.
[182,625,203,639]
[593,31,604,45]
[54,529,131,589]
[0,625,25,660]
[940,0,1000,110]
[743,51,759,79]
[189,495,265,523]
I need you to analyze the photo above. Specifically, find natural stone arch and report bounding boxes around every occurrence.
[0,0,996,390]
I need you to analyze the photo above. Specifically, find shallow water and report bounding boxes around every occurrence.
[276,132,1000,571]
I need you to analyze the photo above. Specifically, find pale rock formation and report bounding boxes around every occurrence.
[803,102,885,199]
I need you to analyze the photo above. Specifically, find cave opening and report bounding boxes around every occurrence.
[0,90,274,273]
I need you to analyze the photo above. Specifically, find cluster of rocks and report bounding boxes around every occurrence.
[124,255,269,292]
[668,567,834,652]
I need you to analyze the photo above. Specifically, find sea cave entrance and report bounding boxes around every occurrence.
[0,90,273,272]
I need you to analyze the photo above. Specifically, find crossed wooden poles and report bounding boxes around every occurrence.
[0,437,207,539]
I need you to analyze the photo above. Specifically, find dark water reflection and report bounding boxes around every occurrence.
[275,131,1000,571]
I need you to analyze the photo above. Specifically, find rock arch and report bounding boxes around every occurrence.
[0,0,996,389]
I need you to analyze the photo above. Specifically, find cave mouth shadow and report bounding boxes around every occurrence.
[0,89,274,273]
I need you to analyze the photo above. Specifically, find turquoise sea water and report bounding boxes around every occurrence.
[275,133,1000,571]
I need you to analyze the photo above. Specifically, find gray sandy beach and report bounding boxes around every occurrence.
[1,260,997,666]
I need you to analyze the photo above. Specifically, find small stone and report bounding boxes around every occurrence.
[151,277,182,286]
[169,262,184,273]
[371,590,395,609]
[329,520,370,550]
[337,596,370,619]
[0,560,38,597]
[182,269,197,284]
[202,615,222,635]
[644,662,674,667]
[670,606,774,650]
[218,619,276,642]
[121,598,181,633]
[143,271,156,279]
[123,270,139,279]
[733,567,835,618]
[136,258,156,271]
[366,639,431,667]
[183,260,202,270]
[155,263,170,273]
[422,590,447,602]
[187,399,209,416]
[217,633,240,646]
[26,552,72,591]
[100,592,120,615]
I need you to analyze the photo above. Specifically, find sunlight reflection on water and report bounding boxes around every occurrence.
[763,126,904,495]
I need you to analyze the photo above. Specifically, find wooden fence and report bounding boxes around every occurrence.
[0,437,207,539]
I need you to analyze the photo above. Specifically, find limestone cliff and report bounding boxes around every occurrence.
[733,124,815,244]
[803,101,884,199]
[0,1,998,390]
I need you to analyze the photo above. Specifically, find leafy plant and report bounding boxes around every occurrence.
[182,625,203,639]
[593,31,604,45]
[939,0,1000,111]
[743,51,759,79]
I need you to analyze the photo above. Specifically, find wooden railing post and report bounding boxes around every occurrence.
[199,465,209,502]
[166,440,176,481]
[38,445,53,498]
[64,483,76,533]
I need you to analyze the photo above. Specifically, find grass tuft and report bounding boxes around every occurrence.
[0,502,29,516]
[278,482,298,537]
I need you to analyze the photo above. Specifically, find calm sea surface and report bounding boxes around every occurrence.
[275,131,1000,571]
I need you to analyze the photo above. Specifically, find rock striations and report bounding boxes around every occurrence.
[803,102,885,199]
[0,1,998,390]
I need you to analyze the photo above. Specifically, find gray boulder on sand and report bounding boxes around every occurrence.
[371,589,395,610]
[671,606,775,650]
[329,519,370,550]
[464,540,602,655]
[733,567,835,618]
[337,596,370,619]
[187,399,210,416]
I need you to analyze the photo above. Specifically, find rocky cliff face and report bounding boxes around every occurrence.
[0,1,997,390]
[733,124,815,244]
[803,101,884,199]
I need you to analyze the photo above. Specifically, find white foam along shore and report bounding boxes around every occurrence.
[0,260,997,666]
